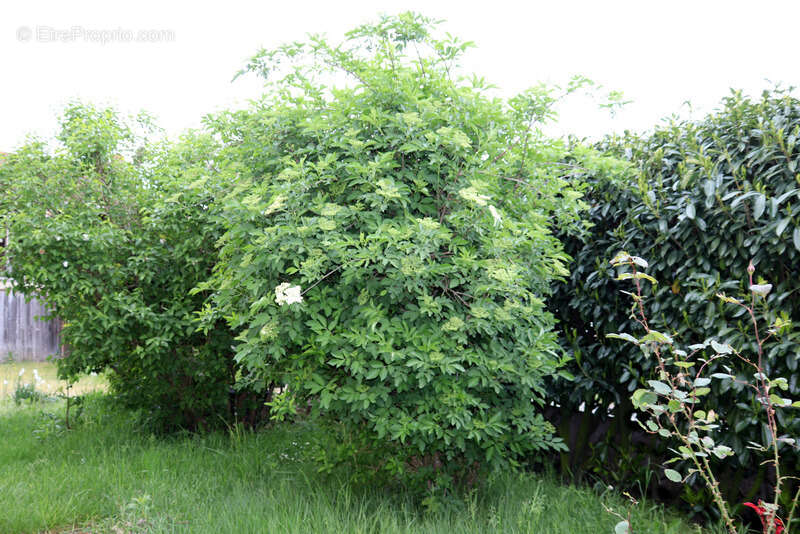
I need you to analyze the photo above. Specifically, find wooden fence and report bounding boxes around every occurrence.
[0,283,62,362]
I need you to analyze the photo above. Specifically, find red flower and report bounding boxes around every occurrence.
[743,502,784,534]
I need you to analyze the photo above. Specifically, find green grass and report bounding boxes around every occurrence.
[0,361,106,398]
[0,395,719,534]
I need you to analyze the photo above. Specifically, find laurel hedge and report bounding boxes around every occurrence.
[549,89,800,506]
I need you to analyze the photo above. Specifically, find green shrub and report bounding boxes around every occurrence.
[550,89,800,502]
[0,103,265,431]
[607,252,800,534]
[203,13,620,490]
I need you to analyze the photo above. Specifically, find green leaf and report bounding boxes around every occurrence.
[730,190,759,209]
[558,369,575,381]
[685,202,696,220]
[632,389,658,408]
[753,194,766,219]
[641,330,673,344]
[606,333,640,345]
[771,377,789,391]
[614,520,630,534]
[609,251,632,266]
[750,283,773,297]
[647,380,671,395]
[664,468,682,482]
[769,394,790,407]
[775,188,798,205]
[776,217,791,237]
[712,445,733,459]
[710,373,733,380]
[710,340,732,354]
[703,179,715,198]
[794,227,800,252]
[634,272,658,284]
[616,271,658,284]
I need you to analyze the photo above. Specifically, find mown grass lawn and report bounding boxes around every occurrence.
[0,367,717,533]
[0,361,106,398]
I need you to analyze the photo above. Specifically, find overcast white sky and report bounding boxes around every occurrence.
[2,0,799,152]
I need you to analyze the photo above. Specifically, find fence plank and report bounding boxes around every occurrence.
[0,289,62,362]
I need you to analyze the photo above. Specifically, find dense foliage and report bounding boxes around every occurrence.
[6,14,796,518]
[202,13,623,488]
[551,89,800,505]
[0,103,264,431]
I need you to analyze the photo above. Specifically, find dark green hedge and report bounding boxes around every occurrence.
[550,89,800,505]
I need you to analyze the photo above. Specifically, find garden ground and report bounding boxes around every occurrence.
[0,361,106,398]
[0,363,716,534]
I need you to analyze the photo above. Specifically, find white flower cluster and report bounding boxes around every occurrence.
[263,195,287,216]
[15,367,46,388]
[458,186,491,206]
[458,186,502,227]
[488,205,502,227]
[32,368,44,386]
[275,282,303,306]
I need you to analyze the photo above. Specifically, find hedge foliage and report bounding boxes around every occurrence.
[4,13,797,510]
[0,103,265,431]
[551,89,800,498]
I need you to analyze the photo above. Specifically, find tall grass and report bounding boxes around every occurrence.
[0,394,720,534]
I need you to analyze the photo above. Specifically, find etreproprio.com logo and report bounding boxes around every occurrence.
[16,25,175,44]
